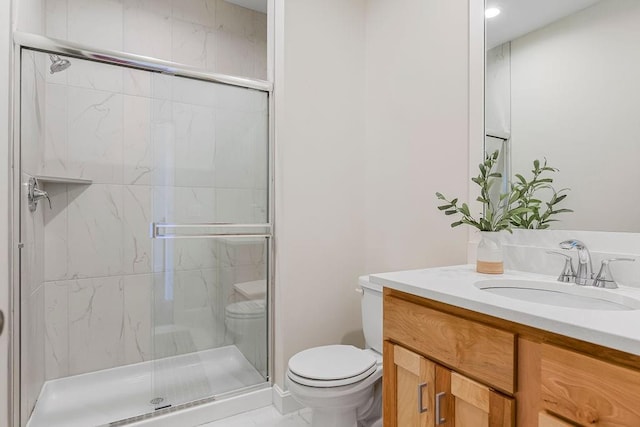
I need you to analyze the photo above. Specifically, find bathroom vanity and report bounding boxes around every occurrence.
[372,266,640,426]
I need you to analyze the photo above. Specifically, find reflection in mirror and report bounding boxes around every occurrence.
[485,0,640,232]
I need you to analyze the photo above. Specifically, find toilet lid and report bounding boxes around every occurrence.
[288,345,376,386]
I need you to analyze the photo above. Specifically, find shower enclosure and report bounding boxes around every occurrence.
[15,34,272,427]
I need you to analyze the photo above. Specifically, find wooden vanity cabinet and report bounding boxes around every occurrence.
[383,288,640,427]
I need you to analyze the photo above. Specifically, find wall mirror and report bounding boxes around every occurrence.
[484,0,640,232]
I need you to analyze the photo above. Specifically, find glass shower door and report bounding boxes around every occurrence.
[148,73,270,409]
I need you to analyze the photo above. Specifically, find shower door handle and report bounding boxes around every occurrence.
[151,223,272,239]
[0,310,4,336]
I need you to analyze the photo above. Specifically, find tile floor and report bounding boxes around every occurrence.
[200,406,311,427]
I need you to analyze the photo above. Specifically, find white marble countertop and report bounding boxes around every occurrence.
[370,264,640,356]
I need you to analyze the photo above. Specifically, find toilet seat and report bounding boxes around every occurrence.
[288,345,377,388]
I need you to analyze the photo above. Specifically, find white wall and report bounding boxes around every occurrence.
[274,0,471,389]
[509,0,640,232]
[363,0,469,273]
[273,0,367,387]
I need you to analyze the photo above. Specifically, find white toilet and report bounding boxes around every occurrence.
[225,279,269,375]
[285,276,383,427]
[225,299,267,375]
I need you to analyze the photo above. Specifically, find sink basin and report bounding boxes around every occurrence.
[475,279,640,311]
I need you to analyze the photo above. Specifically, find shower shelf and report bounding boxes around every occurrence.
[35,175,93,185]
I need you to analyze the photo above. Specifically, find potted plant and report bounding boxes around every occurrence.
[436,150,571,274]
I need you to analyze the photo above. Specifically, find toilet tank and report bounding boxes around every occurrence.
[359,276,383,354]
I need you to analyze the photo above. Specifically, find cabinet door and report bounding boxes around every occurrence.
[541,344,640,426]
[450,372,514,427]
[384,341,434,427]
[538,412,577,427]
[383,342,454,427]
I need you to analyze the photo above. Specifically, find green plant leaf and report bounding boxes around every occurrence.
[436,148,572,233]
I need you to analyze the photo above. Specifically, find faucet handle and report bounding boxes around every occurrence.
[593,258,635,289]
[546,251,576,282]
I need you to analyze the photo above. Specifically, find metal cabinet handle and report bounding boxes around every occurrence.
[435,391,446,424]
[0,310,4,336]
[418,382,428,413]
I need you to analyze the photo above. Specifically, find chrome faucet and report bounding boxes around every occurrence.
[592,258,636,289]
[559,240,593,285]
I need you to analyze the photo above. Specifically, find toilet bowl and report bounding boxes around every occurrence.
[225,299,266,375]
[286,276,383,427]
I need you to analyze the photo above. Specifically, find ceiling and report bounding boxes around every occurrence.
[224,0,267,14]
[486,0,602,49]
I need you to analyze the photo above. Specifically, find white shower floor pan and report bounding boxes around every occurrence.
[28,345,268,427]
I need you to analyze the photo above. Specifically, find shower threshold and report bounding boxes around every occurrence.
[27,345,268,427]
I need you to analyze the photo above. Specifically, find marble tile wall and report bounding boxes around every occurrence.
[45,0,268,80]
[33,52,269,379]
[20,51,47,420]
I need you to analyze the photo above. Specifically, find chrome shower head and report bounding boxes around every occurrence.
[49,54,71,74]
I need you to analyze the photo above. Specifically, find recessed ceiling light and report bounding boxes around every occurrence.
[485,7,501,19]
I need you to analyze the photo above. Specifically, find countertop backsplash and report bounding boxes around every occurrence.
[472,229,640,288]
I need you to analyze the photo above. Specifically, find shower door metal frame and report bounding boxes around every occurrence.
[10,32,276,427]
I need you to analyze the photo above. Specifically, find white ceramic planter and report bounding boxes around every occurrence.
[477,231,504,274]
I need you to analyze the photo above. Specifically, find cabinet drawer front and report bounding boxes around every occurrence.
[384,295,516,394]
[541,344,640,426]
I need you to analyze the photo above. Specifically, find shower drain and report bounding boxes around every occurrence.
[150,397,164,405]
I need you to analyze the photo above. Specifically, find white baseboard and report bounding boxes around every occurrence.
[272,384,303,415]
